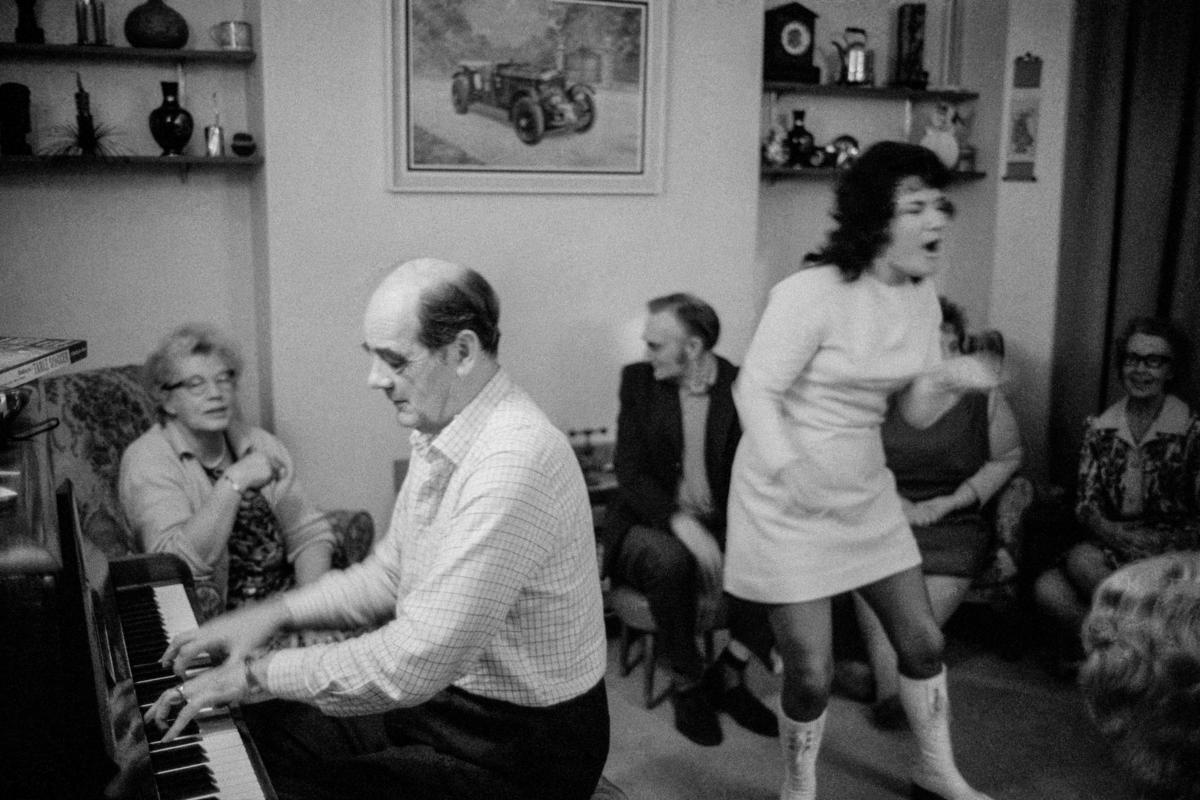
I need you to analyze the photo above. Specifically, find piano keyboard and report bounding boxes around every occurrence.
[116,583,268,800]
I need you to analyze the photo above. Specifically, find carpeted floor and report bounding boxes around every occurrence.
[601,611,1138,800]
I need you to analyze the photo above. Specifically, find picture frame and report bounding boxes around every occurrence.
[387,0,668,194]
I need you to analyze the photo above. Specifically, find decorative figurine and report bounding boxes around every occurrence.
[763,123,789,168]
[919,101,961,169]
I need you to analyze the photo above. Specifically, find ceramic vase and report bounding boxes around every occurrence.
[124,0,189,49]
[149,82,193,156]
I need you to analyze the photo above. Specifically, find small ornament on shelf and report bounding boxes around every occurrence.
[893,3,929,90]
[124,0,189,49]
[148,80,194,156]
[762,122,789,168]
[41,72,123,157]
[912,98,973,170]
[230,132,257,157]
[75,1,110,46]
[786,109,815,167]
[204,92,225,156]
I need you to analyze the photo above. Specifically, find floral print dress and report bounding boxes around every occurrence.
[1076,394,1200,567]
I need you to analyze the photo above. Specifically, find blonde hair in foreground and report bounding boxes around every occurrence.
[1080,551,1200,800]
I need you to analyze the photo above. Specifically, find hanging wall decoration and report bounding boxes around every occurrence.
[1003,53,1042,182]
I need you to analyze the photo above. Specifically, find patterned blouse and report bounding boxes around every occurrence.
[1076,394,1200,564]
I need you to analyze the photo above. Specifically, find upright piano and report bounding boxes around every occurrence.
[0,431,275,799]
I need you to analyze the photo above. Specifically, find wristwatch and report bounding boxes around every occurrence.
[243,655,267,697]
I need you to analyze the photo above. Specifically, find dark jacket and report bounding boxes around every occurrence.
[600,356,741,577]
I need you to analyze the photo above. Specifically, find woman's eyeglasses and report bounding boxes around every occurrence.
[1122,353,1172,370]
[163,370,238,396]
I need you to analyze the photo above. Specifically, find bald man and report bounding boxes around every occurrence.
[143,258,610,800]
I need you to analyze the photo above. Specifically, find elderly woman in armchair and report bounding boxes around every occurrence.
[1035,317,1200,674]
[119,323,336,621]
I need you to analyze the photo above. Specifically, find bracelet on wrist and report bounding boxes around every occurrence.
[220,473,244,495]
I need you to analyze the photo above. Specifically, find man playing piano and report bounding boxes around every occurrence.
[145,258,610,800]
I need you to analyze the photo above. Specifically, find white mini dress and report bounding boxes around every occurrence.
[724,265,942,603]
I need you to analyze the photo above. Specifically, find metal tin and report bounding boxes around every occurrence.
[204,124,225,156]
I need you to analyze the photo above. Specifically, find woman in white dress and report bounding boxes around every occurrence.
[725,142,998,800]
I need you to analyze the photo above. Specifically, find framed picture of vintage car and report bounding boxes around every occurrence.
[388,0,667,194]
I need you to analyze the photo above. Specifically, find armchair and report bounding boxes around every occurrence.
[964,473,1036,606]
[29,364,375,610]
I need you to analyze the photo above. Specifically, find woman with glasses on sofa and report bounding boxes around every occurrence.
[1035,317,1200,674]
[119,323,336,621]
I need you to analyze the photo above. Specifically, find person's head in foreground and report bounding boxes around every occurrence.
[1081,551,1200,800]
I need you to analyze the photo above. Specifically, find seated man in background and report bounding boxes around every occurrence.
[1080,551,1200,800]
[602,292,776,746]
[145,258,610,800]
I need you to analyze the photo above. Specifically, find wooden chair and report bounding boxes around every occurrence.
[608,583,728,708]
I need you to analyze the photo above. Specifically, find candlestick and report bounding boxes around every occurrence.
[76,1,89,45]
[92,1,107,46]
[74,72,91,115]
[74,72,98,156]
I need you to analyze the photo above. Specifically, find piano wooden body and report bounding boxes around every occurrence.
[0,433,274,799]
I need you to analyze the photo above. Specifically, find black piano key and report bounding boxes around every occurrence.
[149,742,209,773]
[147,720,202,747]
[135,675,180,706]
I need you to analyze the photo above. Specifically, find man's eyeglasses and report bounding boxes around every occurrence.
[163,370,238,396]
[1122,352,1172,370]
[362,344,431,381]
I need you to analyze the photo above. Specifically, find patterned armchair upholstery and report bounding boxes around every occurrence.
[29,364,374,576]
[964,473,1037,606]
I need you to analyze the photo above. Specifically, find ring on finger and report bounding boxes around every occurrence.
[174,685,187,704]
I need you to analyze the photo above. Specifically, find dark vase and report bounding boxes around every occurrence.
[149,82,193,156]
[124,0,189,49]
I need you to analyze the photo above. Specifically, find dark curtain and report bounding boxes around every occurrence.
[1049,0,1200,490]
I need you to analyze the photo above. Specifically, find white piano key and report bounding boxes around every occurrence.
[196,715,267,800]
[153,583,199,641]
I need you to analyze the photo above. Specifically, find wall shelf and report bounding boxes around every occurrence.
[0,154,262,167]
[0,42,255,64]
[1,40,262,181]
[763,82,978,103]
[0,154,264,182]
[761,166,986,183]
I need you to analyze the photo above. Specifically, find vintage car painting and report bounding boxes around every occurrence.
[451,61,596,145]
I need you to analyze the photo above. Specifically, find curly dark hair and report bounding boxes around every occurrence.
[805,141,953,281]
